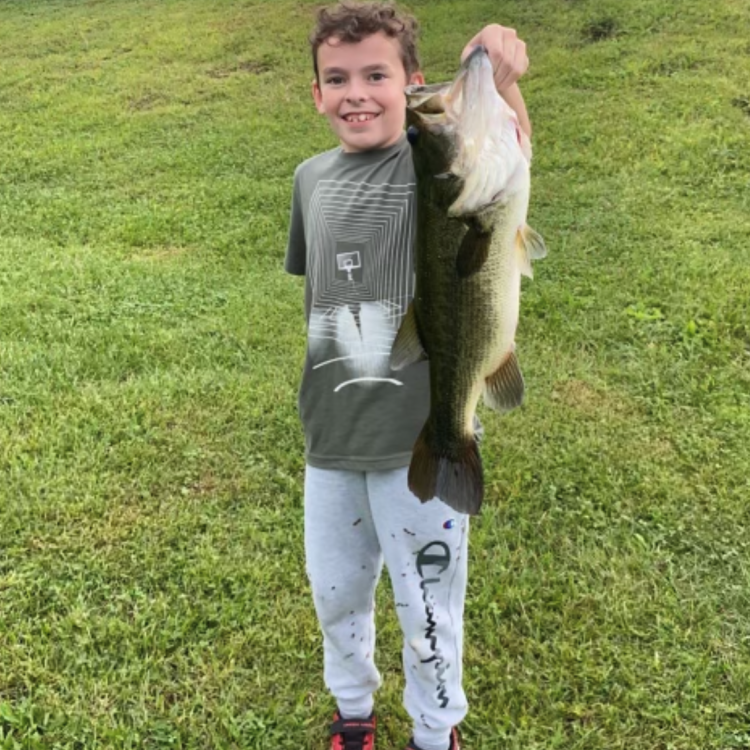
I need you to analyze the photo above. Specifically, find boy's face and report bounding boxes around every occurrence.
[313,32,424,153]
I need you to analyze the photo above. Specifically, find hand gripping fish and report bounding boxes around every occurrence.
[390,46,547,516]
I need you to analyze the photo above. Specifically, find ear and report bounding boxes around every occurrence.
[408,71,425,86]
[312,78,326,114]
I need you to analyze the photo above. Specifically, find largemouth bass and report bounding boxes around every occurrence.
[390,46,546,515]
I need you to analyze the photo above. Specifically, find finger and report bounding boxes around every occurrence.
[462,24,510,62]
[493,45,515,88]
[488,29,515,77]
[494,40,527,90]
[494,62,513,91]
[514,39,529,76]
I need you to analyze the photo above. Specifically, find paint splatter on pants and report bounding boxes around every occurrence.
[305,465,469,750]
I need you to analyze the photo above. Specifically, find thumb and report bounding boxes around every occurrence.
[460,33,483,62]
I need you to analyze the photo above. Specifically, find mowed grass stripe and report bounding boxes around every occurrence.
[0,0,748,748]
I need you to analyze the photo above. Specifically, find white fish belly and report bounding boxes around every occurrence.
[478,208,526,378]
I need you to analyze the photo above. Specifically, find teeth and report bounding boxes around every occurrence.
[346,114,375,122]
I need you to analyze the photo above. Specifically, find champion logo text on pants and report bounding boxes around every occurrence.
[304,465,469,750]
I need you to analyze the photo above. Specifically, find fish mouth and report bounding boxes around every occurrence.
[405,82,451,115]
[405,47,491,122]
[405,47,526,217]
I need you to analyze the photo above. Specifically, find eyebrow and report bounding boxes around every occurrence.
[321,63,391,75]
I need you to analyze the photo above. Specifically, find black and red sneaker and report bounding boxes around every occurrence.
[330,710,377,750]
[405,727,461,750]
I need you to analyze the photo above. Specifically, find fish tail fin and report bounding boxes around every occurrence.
[408,426,484,516]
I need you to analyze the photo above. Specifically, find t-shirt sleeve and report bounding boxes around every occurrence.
[284,169,306,276]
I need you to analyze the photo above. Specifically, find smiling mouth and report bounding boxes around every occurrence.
[342,113,379,123]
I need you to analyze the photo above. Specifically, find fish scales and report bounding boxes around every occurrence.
[390,46,546,515]
[415,201,523,436]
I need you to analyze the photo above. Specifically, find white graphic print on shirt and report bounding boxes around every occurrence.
[306,179,416,392]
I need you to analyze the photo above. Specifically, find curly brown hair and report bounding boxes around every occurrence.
[310,2,421,82]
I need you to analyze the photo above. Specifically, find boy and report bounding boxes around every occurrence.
[285,3,531,748]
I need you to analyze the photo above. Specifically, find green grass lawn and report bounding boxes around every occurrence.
[1,0,749,748]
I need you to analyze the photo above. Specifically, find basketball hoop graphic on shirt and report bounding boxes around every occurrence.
[337,251,361,282]
[306,179,416,391]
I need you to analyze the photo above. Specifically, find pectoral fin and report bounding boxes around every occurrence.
[390,302,427,371]
[456,225,492,278]
[484,350,525,412]
[515,225,547,279]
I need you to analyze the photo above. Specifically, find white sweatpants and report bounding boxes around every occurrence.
[304,465,469,750]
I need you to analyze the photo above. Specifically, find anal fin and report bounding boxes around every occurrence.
[484,350,524,412]
[390,301,427,371]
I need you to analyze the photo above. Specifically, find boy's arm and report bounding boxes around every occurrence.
[461,24,531,138]
[497,84,530,140]
[285,169,307,276]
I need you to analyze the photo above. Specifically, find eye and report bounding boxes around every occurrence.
[369,72,386,81]
[406,125,419,145]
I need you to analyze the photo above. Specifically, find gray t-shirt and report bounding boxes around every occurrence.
[285,136,430,471]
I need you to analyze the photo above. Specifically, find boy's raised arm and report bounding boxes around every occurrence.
[461,24,531,138]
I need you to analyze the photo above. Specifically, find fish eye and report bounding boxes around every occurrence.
[406,125,420,145]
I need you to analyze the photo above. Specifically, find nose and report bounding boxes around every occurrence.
[345,78,368,103]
